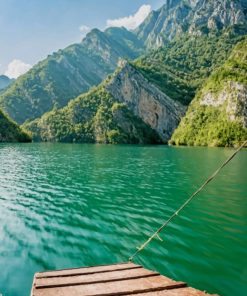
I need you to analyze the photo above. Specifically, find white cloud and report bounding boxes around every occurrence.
[4,59,32,79]
[106,4,152,30]
[79,25,91,37]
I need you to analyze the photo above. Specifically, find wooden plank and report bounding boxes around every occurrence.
[32,275,186,296]
[125,287,217,295]
[36,262,140,279]
[30,273,36,296]
[35,267,160,288]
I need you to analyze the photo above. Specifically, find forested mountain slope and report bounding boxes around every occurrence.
[23,63,185,144]
[0,109,31,142]
[134,25,247,105]
[0,28,144,124]
[1,0,247,147]
[23,26,247,145]
[1,0,247,126]
[170,37,247,147]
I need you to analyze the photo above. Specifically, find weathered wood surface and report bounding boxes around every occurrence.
[31,262,216,296]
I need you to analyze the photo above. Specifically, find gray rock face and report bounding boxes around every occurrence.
[200,81,247,128]
[106,62,186,143]
[135,0,247,48]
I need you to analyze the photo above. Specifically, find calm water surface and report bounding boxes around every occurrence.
[0,143,246,296]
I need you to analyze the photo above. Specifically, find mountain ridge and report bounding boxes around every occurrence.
[135,0,247,48]
[23,62,186,144]
[0,75,13,90]
[22,25,247,146]
[1,0,247,146]
[2,0,247,125]
[0,27,143,124]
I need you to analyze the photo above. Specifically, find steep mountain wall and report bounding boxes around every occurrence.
[1,0,247,146]
[23,63,186,144]
[135,0,247,48]
[106,62,186,142]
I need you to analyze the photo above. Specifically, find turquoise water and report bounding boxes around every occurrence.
[0,143,246,296]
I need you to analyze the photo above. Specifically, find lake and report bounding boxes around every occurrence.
[0,143,246,296]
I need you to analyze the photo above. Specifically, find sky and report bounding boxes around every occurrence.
[0,0,164,78]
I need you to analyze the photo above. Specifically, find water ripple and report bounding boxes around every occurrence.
[0,143,246,296]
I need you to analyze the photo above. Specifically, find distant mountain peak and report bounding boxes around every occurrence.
[0,75,13,90]
[0,75,9,79]
[1,0,246,126]
[0,24,144,124]
[135,0,247,48]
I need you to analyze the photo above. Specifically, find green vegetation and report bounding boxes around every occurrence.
[133,25,247,105]
[170,106,247,147]
[23,84,161,144]
[1,0,246,146]
[23,27,247,146]
[0,28,144,124]
[0,109,31,142]
[170,37,247,147]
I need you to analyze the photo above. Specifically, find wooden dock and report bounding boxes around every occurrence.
[31,262,216,296]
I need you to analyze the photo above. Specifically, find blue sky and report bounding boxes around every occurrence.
[0,0,164,78]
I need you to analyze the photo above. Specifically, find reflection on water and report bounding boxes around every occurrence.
[0,143,246,296]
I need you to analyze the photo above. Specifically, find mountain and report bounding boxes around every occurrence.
[23,62,185,144]
[1,0,247,144]
[134,25,247,105]
[0,109,31,142]
[0,27,144,124]
[135,0,247,48]
[22,25,247,145]
[0,75,13,90]
[2,0,247,126]
[106,61,186,142]
[170,37,247,147]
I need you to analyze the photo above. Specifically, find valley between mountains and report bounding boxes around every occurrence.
[1,0,247,146]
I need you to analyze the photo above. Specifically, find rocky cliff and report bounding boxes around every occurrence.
[2,0,247,125]
[106,62,186,142]
[200,82,247,128]
[2,0,247,146]
[135,0,247,48]
[23,63,186,144]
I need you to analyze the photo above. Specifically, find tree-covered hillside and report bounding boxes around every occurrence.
[1,0,247,146]
[0,27,144,124]
[1,0,247,126]
[170,37,247,147]
[23,82,161,145]
[134,25,247,105]
[0,109,31,142]
[23,26,247,146]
